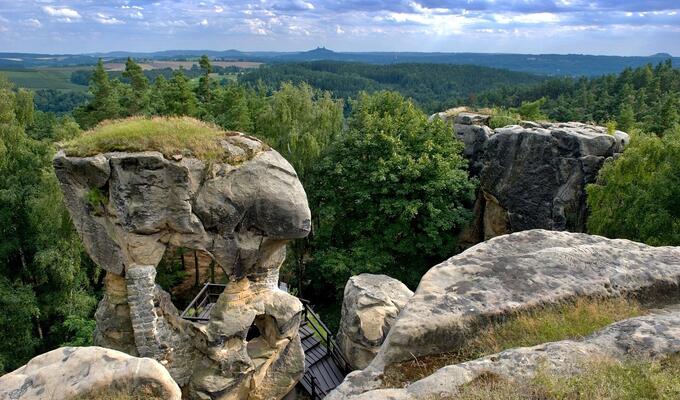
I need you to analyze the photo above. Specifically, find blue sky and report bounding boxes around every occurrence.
[0,1,679,55]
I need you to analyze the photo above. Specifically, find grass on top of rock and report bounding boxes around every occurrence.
[441,354,680,400]
[73,391,165,400]
[382,297,645,388]
[62,116,255,161]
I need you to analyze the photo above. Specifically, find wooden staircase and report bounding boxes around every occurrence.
[181,283,351,399]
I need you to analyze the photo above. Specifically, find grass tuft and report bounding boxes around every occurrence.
[383,297,644,388]
[63,116,258,162]
[443,354,680,400]
[73,390,165,400]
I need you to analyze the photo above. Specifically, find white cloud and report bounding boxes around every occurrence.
[199,19,209,26]
[95,13,125,25]
[336,25,344,34]
[23,18,43,28]
[494,12,560,24]
[42,6,81,19]
[294,0,314,10]
[215,5,224,13]
[246,18,270,35]
[130,10,144,19]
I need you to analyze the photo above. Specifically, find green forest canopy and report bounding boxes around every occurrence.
[0,57,678,370]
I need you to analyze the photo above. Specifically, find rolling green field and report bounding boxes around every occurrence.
[0,67,89,91]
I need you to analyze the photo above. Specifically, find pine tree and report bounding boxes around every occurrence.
[616,99,636,132]
[197,55,213,105]
[164,70,198,116]
[73,59,121,129]
[121,57,150,115]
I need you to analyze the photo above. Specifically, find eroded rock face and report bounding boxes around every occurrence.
[337,274,413,370]
[431,110,492,177]
[0,346,182,400]
[328,230,680,399]
[433,109,629,243]
[338,310,680,400]
[480,123,628,239]
[53,132,311,400]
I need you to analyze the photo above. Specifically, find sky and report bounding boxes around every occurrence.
[0,1,679,55]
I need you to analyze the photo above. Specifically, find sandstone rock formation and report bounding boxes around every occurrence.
[431,110,492,176]
[328,230,680,399]
[0,346,181,400]
[337,274,413,370]
[336,310,680,400]
[53,130,311,400]
[433,108,629,243]
[480,123,628,239]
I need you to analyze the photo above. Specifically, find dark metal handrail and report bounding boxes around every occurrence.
[180,283,226,321]
[299,298,352,374]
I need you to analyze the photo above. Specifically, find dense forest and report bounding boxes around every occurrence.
[1,56,678,371]
[240,61,544,113]
[472,60,680,136]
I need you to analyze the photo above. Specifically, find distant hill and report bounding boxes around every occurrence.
[240,61,546,113]
[0,49,677,77]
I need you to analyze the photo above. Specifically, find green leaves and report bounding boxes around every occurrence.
[0,74,97,372]
[308,91,477,300]
[587,129,680,246]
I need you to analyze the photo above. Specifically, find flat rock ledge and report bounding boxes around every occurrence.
[334,310,680,400]
[0,346,181,400]
[328,229,680,399]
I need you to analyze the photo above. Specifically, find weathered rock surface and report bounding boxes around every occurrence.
[328,230,680,399]
[432,108,629,243]
[479,123,629,238]
[337,274,413,370]
[431,109,492,177]
[54,130,311,400]
[337,310,680,400]
[0,346,181,400]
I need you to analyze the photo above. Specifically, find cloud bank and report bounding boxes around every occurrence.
[0,0,678,55]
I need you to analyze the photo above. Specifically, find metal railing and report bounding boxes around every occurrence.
[300,297,352,373]
[180,283,226,321]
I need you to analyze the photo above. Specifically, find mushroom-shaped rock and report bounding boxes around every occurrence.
[0,346,181,400]
[53,117,311,400]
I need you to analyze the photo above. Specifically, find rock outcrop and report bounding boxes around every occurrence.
[431,110,492,176]
[53,129,311,400]
[337,274,413,370]
[336,310,680,400]
[479,123,628,239]
[328,230,680,399]
[0,346,181,400]
[433,108,629,243]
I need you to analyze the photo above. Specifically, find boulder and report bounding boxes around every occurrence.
[338,310,680,400]
[478,122,629,239]
[328,230,680,399]
[0,346,181,400]
[454,112,490,126]
[337,274,413,370]
[54,127,311,400]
